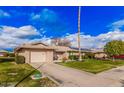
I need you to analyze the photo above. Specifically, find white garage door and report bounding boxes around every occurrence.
[31,51,46,63]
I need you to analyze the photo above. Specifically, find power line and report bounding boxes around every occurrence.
[14,63,44,87]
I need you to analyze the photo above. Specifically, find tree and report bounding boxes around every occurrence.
[104,40,124,61]
[51,38,71,47]
[51,38,60,46]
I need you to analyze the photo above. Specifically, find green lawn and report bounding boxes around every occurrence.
[58,59,124,74]
[0,62,57,87]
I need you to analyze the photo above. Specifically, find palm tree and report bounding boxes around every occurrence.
[78,6,82,61]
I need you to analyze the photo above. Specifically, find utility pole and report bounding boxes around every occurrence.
[78,6,82,61]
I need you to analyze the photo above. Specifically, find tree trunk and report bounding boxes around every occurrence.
[112,56,115,62]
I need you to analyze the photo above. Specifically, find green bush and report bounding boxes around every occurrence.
[69,55,73,60]
[82,55,88,59]
[82,52,95,59]
[0,57,15,62]
[8,53,15,57]
[15,55,25,64]
[69,55,78,60]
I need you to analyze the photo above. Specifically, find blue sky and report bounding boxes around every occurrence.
[81,6,124,36]
[0,6,78,37]
[0,6,124,50]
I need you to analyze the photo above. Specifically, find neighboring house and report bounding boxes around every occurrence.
[94,52,107,59]
[0,50,8,57]
[91,49,108,59]
[53,46,74,61]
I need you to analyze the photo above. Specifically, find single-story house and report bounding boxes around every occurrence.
[0,50,8,57]
[15,43,54,63]
[15,42,108,63]
[14,42,76,63]
[90,49,108,59]
[53,46,74,60]
[94,52,107,59]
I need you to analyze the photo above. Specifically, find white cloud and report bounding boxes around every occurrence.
[0,9,10,17]
[29,37,52,45]
[1,18,124,50]
[65,29,124,49]
[30,8,58,23]
[109,19,124,30]
[1,25,124,50]
[1,25,39,38]
[31,14,41,20]
[0,25,46,49]
[63,19,124,49]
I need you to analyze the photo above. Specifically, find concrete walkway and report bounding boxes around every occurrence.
[30,63,123,87]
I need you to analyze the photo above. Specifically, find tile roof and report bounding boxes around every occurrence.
[15,42,54,51]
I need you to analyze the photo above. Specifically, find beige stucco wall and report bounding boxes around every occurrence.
[17,49,30,63]
[46,50,53,63]
[94,53,107,59]
[17,48,54,63]
[25,50,30,63]
[56,52,64,60]
[55,52,69,60]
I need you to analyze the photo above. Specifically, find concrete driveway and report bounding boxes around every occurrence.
[30,63,123,87]
[97,66,124,83]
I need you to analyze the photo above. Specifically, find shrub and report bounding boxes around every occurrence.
[0,57,15,62]
[15,55,25,64]
[62,57,68,62]
[82,55,88,59]
[69,55,73,60]
[82,52,95,59]
[69,55,78,60]
[8,53,15,57]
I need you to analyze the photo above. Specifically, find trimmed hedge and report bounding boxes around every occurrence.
[15,55,25,64]
[0,57,15,62]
